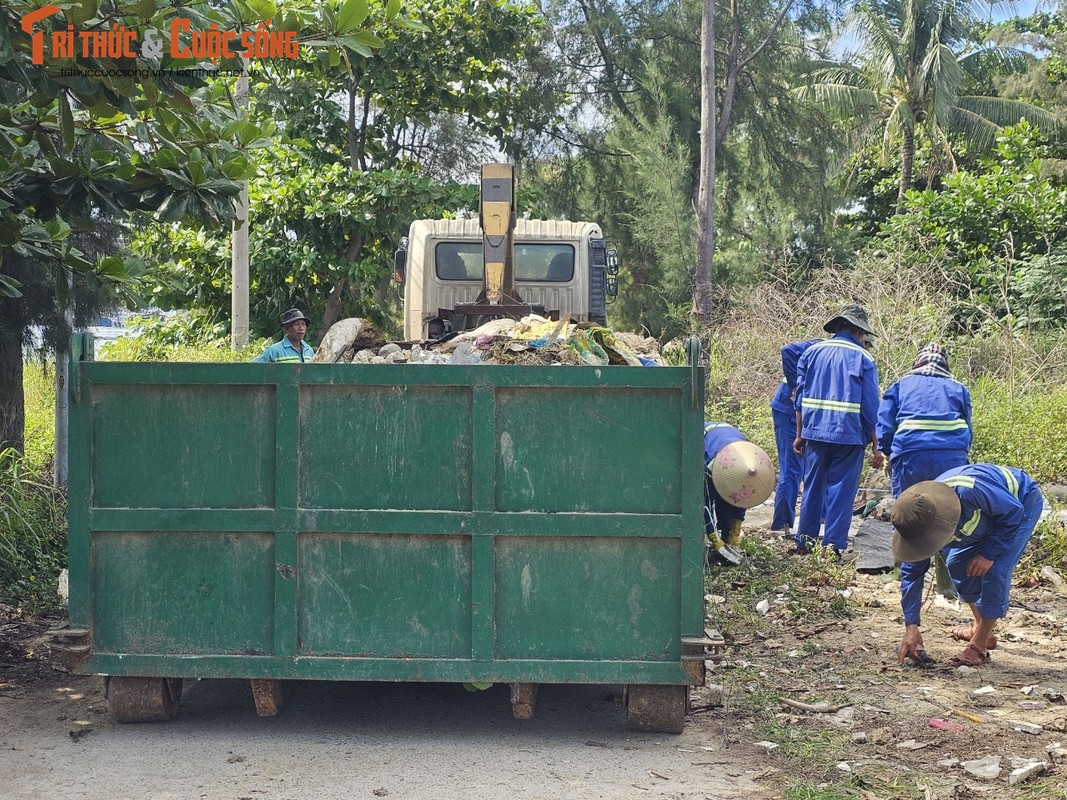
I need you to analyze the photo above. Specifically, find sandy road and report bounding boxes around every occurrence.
[1,675,770,800]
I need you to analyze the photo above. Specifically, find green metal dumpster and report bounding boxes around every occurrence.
[60,335,711,731]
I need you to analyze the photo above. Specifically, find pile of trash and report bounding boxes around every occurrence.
[311,316,667,366]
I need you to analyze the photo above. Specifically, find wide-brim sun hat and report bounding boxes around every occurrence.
[824,303,875,336]
[280,308,311,326]
[890,481,962,562]
[710,441,775,509]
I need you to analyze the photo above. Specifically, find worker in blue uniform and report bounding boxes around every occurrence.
[254,308,315,363]
[769,339,820,534]
[703,421,775,565]
[792,304,884,555]
[877,343,972,497]
[892,463,1044,667]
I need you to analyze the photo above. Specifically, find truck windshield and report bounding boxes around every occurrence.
[435,243,574,282]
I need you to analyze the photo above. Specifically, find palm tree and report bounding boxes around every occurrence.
[796,0,1058,210]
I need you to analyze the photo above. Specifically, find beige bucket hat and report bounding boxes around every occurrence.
[710,441,775,509]
[890,481,963,562]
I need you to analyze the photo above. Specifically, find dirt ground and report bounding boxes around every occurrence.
[2,517,1066,799]
[695,518,1067,798]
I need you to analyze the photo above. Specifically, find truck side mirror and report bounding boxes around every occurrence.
[605,246,619,297]
[393,238,408,284]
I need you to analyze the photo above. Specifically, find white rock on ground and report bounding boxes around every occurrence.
[1009,761,1048,785]
[960,755,1001,779]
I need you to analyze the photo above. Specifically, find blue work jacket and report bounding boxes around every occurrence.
[877,374,972,458]
[253,337,315,363]
[794,332,879,446]
[770,339,820,414]
[935,463,1038,561]
[899,463,1040,624]
[703,421,745,467]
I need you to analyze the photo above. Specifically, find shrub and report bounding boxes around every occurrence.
[970,379,1067,483]
[0,449,67,615]
[98,311,270,362]
[22,361,56,477]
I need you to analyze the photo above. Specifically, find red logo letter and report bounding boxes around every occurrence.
[22,4,61,65]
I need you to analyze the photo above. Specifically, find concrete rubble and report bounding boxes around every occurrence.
[311,316,669,367]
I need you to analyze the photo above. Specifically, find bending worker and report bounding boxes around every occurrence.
[770,338,819,535]
[892,463,1044,667]
[877,343,972,497]
[704,421,776,564]
[792,304,883,555]
[254,308,315,363]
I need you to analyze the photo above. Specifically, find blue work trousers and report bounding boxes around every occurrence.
[796,441,866,551]
[947,486,1043,620]
[890,448,969,497]
[771,407,803,530]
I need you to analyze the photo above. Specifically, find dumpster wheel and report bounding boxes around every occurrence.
[106,676,183,723]
[624,684,687,733]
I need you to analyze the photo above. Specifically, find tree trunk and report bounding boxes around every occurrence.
[0,320,25,456]
[897,124,915,213]
[694,0,716,333]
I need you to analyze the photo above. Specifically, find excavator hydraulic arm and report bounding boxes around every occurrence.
[453,163,539,326]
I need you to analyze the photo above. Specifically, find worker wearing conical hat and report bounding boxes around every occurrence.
[892,463,1043,667]
[704,421,776,565]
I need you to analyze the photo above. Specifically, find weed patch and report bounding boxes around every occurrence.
[0,450,66,615]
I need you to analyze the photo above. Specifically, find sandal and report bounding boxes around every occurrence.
[949,625,998,650]
[949,643,990,667]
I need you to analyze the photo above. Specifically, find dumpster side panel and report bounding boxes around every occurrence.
[494,387,681,514]
[494,536,680,661]
[91,531,275,654]
[91,384,276,509]
[298,533,472,657]
[298,385,473,511]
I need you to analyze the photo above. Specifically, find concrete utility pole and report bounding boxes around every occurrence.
[231,69,250,350]
[54,272,73,487]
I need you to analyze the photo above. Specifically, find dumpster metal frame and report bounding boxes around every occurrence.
[66,338,707,697]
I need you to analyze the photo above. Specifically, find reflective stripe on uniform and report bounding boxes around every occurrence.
[943,476,976,489]
[810,339,875,362]
[997,466,1019,498]
[959,509,982,537]
[897,418,969,431]
[802,397,861,413]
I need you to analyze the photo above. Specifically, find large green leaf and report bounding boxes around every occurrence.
[336,0,370,34]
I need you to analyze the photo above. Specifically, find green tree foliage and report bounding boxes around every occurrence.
[0,0,402,453]
[136,154,475,336]
[535,0,840,339]
[796,0,1058,210]
[995,7,1067,107]
[881,122,1067,329]
[134,0,544,337]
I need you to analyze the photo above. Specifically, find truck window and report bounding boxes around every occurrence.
[435,243,575,282]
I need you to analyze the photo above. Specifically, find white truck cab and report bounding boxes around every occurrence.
[395,218,618,341]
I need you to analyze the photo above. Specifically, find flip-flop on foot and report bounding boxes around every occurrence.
[949,624,998,650]
[949,643,990,667]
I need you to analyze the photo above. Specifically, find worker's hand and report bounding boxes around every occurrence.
[792,435,804,456]
[966,555,994,577]
[897,624,925,665]
[869,450,885,470]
